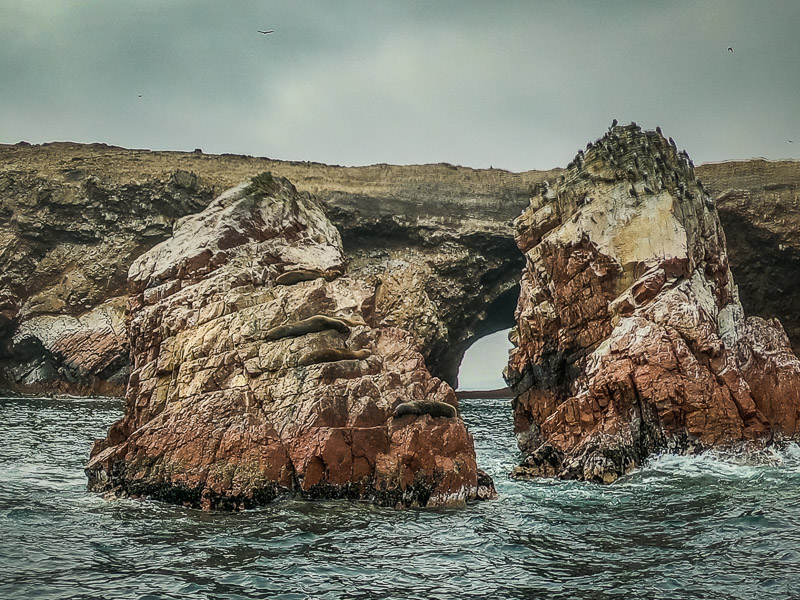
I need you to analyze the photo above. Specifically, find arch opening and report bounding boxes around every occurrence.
[453,283,519,393]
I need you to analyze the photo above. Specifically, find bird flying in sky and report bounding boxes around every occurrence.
[728,47,734,53]
[258,30,274,34]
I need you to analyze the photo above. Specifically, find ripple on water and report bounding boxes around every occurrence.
[1,395,799,599]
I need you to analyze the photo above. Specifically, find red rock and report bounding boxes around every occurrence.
[507,124,800,483]
[87,173,493,509]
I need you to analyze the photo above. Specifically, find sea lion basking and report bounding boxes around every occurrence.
[265,315,350,341]
[275,269,339,286]
[393,400,457,419]
[298,348,371,366]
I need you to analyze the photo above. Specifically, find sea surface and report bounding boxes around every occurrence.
[1,395,799,600]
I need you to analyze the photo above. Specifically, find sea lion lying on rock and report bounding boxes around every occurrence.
[275,269,340,286]
[393,400,457,419]
[298,348,371,366]
[265,315,350,341]
[335,316,367,327]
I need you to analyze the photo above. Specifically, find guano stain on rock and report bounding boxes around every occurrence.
[506,123,800,484]
[85,173,493,510]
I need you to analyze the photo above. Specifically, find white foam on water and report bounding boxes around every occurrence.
[633,443,800,481]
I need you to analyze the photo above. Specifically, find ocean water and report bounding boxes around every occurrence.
[1,395,798,600]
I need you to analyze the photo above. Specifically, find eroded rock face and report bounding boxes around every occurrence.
[87,173,493,509]
[0,148,216,394]
[4,141,798,396]
[506,124,800,483]
[698,159,800,357]
[5,297,129,395]
[1,142,549,394]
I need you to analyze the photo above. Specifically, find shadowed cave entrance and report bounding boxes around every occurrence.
[453,283,519,392]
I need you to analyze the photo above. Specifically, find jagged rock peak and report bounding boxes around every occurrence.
[507,127,800,484]
[551,123,703,215]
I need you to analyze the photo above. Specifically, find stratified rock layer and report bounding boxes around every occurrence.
[0,154,216,394]
[1,142,543,394]
[506,124,800,483]
[702,159,800,358]
[87,173,493,509]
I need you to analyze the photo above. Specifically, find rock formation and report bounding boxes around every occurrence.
[1,142,543,394]
[2,141,799,400]
[0,147,216,394]
[698,159,800,358]
[506,124,800,483]
[86,172,494,509]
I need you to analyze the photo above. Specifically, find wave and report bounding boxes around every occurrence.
[631,443,800,482]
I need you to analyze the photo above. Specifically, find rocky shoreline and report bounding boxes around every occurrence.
[2,128,799,508]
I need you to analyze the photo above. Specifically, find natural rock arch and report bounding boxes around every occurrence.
[1,135,799,510]
[3,142,800,399]
[328,204,527,388]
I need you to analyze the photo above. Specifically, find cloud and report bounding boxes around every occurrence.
[1,1,798,169]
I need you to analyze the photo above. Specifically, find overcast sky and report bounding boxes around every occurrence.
[2,1,799,171]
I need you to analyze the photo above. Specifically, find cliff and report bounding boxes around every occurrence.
[698,159,800,354]
[0,142,551,394]
[1,141,799,400]
[505,124,800,482]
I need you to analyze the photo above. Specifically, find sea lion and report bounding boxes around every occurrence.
[298,348,371,366]
[265,315,350,341]
[275,269,340,286]
[393,400,457,419]
[335,316,368,327]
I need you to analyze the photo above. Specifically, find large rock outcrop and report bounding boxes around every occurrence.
[87,173,494,509]
[699,159,800,357]
[0,145,216,394]
[506,124,800,483]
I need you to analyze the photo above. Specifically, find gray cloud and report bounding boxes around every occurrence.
[2,1,799,170]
